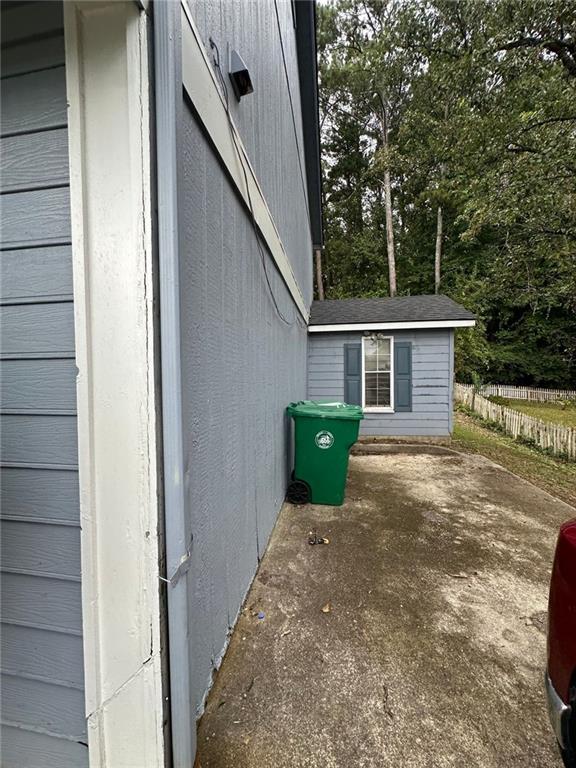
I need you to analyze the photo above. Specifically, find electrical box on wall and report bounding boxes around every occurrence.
[229,48,254,100]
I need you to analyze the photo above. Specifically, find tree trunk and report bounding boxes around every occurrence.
[383,168,396,297]
[434,205,442,293]
[315,247,324,300]
[379,99,397,297]
[434,104,449,295]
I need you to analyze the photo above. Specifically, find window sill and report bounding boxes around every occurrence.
[363,407,394,414]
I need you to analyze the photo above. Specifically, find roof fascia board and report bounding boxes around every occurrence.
[294,0,323,248]
[308,319,476,332]
[180,2,309,322]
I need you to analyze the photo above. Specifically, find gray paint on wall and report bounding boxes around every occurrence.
[448,329,455,433]
[0,468,80,524]
[308,330,453,436]
[0,3,87,765]
[1,359,77,412]
[2,624,84,688]
[0,728,88,768]
[0,303,75,357]
[1,415,78,466]
[0,187,71,249]
[167,1,313,724]
[2,572,82,634]
[1,128,69,193]
[0,68,67,136]
[0,246,73,302]
[186,0,313,307]
[178,100,308,716]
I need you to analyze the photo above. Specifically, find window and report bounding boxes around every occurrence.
[363,336,393,410]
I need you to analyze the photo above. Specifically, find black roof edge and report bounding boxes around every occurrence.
[294,0,323,249]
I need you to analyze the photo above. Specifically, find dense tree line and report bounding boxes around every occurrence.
[317,0,576,386]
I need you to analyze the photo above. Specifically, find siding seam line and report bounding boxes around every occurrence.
[0,567,81,582]
[0,619,82,637]
[0,515,80,527]
[0,668,84,692]
[0,123,68,140]
[0,718,86,745]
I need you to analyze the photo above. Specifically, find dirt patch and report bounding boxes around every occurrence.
[197,451,572,768]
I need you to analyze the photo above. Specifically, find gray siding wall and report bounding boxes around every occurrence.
[308,330,453,436]
[187,0,313,301]
[0,4,88,766]
[178,3,311,716]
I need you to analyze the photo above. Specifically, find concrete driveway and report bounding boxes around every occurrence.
[197,448,574,767]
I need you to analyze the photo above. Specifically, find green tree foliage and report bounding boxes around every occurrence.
[318,0,576,386]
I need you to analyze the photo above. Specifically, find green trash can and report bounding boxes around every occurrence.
[286,400,364,506]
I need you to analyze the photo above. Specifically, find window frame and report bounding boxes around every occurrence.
[361,335,394,412]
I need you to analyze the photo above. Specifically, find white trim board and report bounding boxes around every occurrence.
[361,335,394,413]
[180,1,309,322]
[308,319,476,333]
[64,3,165,765]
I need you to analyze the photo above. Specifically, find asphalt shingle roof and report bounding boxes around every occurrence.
[309,294,475,326]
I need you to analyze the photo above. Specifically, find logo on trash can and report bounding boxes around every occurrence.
[315,430,334,450]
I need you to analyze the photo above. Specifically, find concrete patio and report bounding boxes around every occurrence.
[196,448,574,767]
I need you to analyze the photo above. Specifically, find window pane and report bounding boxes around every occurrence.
[365,338,378,372]
[364,371,390,407]
[377,339,391,371]
[365,372,378,406]
[376,372,390,407]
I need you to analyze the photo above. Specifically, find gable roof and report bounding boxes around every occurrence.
[308,295,476,331]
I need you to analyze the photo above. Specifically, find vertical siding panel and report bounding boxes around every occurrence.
[179,95,308,715]
[184,0,313,306]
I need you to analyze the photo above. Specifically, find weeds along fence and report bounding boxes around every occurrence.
[480,384,576,402]
[455,384,576,461]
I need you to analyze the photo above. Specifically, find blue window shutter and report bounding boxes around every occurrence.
[394,342,412,412]
[344,343,362,405]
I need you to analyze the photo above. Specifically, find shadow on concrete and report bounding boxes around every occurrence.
[196,450,572,768]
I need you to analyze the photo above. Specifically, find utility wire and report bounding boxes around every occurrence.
[209,37,300,327]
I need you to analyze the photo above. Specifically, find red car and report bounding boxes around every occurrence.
[547,519,576,765]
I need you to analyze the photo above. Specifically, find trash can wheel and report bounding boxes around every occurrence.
[286,479,311,505]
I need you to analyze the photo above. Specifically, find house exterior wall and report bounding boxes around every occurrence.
[308,330,454,436]
[0,2,88,765]
[187,0,313,300]
[177,1,312,718]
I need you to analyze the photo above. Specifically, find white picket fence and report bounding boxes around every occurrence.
[455,384,576,461]
[480,384,576,402]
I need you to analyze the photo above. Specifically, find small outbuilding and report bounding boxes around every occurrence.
[307,295,476,437]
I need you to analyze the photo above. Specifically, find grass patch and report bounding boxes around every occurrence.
[488,397,576,428]
[452,412,576,509]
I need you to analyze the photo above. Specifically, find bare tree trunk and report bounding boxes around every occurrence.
[314,248,324,300]
[383,167,396,297]
[434,103,449,295]
[434,205,442,293]
[379,99,397,297]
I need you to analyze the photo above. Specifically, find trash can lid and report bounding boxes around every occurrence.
[287,400,364,420]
